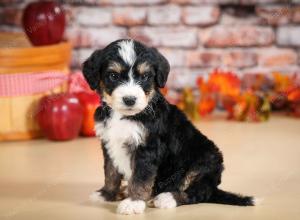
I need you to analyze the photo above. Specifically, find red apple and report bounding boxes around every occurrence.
[36,93,83,141]
[22,1,66,46]
[75,92,101,137]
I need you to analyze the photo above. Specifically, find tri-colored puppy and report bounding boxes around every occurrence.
[82,39,255,215]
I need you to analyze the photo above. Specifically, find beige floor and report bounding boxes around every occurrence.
[0,115,300,220]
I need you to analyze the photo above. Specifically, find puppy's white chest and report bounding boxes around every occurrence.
[95,112,146,180]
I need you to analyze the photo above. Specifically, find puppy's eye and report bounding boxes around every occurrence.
[109,73,119,81]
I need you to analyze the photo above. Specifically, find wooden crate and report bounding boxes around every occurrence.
[0,33,72,141]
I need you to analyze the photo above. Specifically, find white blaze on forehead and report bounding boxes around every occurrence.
[117,40,136,66]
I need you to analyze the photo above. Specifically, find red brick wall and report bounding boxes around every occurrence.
[1,0,299,89]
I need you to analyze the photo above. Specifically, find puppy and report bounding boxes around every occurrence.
[83,39,254,215]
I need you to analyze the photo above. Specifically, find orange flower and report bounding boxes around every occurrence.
[272,72,294,92]
[287,88,300,102]
[198,96,216,116]
[207,69,241,97]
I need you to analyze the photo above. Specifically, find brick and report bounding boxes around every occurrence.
[242,66,300,76]
[64,26,81,48]
[292,6,300,23]
[186,50,222,68]
[0,0,23,5]
[0,25,22,33]
[62,4,75,25]
[257,48,298,67]
[108,0,167,5]
[130,27,198,48]
[0,7,22,26]
[183,6,220,26]
[158,48,185,67]
[75,7,111,26]
[148,5,181,25]
[167,68,207,89]
[81,27,127,47]
[113,7,146,26]
[171,0,239,4]
[71,48,94,68]
[277,26,300,46]
[220,12,260,25]
[71,49,79,68]
[223,50,257,68]
[65,26,127,48]
[240,0,284,3]
[72,0,102,4]
[256,5,292,25]
[184,49,257,76]
[200,26,275,47]
[187,49,257,69]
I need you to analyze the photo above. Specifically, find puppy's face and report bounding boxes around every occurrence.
[83,40,170,116]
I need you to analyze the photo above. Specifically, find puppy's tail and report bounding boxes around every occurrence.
[208,188,255,206]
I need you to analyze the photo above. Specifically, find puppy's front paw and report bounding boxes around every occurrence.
[117,198,146,215]
[89,191,106,202]
[153,192,177,209]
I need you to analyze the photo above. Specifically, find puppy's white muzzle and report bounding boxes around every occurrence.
[111,83,148,116]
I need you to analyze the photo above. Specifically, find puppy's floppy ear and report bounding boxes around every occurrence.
[152,48,170,88]
[82,49,103,90]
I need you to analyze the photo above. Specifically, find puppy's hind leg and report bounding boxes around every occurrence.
[184,176,254,206]
[150,175,217,208]
[150,183,213,209]
[150,174,216,208]
[183,176,215,205]
[150,191,189,209]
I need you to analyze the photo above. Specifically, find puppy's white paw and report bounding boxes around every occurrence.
[89,191,105,202]
[153,192,177,209]
[117,198,146,215]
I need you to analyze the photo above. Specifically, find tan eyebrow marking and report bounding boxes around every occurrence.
[107,61,124,73]
[137,62,150,75]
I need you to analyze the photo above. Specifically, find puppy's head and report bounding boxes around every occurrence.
[82,39,170,116]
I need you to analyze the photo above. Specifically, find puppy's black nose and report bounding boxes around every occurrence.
[122,96,136,107]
